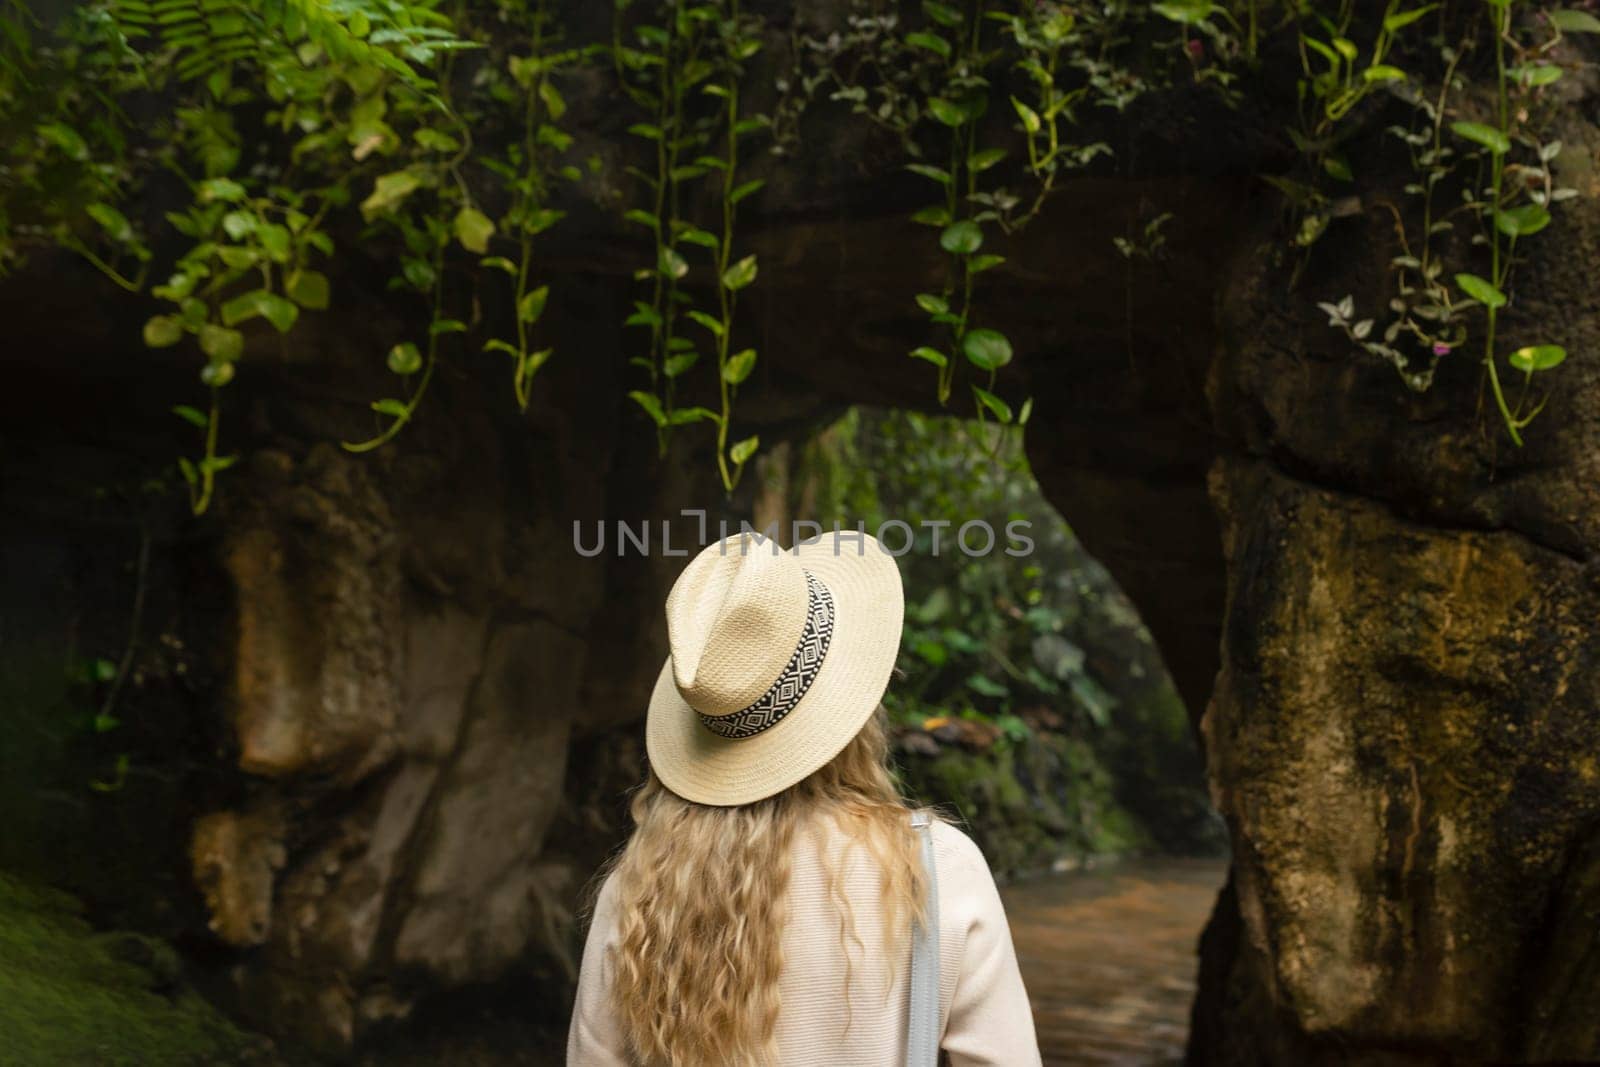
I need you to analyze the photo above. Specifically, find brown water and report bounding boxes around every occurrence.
[1000,858,1227,1067]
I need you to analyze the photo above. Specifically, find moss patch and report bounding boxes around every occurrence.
[0,871,261,1066]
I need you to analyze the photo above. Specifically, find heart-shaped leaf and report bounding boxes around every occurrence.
[962,328,1013,370]
[1508,344,1566,372]
[940,220,983,254]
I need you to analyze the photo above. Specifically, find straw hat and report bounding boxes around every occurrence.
[646,530,905,806]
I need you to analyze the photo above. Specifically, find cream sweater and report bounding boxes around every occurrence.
[566,817,1042,1066]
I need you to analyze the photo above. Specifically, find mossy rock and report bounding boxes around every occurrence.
[0,871,264,1066]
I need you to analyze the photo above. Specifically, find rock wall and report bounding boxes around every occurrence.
[1191,90,1600,1059]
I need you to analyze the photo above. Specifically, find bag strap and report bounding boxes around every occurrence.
[907,810,940,1067]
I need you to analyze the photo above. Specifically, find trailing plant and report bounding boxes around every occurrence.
[477,0,583,412]
[1309,0,1583,442]
[613,0,768,491]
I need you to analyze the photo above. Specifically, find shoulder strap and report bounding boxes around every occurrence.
[907,810,940,1067]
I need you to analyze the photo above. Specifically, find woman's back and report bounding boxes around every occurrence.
[568,813,1041,1066]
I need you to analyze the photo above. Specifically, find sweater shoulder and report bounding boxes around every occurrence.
[927,818,994,885]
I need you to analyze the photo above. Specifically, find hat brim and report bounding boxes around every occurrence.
[645,534,905,806]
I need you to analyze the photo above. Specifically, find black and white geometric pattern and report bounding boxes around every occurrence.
[699,570,835,740]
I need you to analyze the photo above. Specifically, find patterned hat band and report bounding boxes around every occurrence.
[698,570,836,740]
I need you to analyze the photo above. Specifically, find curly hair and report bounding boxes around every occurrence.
[592,708,928,1067]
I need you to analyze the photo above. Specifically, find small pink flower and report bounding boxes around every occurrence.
[1187,38,1204,60]
[1433,342,1452,357]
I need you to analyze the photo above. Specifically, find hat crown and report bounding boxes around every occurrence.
[664,536,809,718]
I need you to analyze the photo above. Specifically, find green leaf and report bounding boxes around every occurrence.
[729,435,760,465]
[1331,37,1358,62]
[906,164,953,186]
[658,246,689,280]
[624,208,658,228]
[967,672,1008,697]
[36,122,87,161]
[171,404,208,429]
[628,122,664,140]
[1362,64,1406,82]
[480,257,518,275]
[287,270,330,310]
[258,293,298,332]
[939,220,983,254]
[678,227,719,249]
[969,147,1007,172]
[1323,155,1353,181]
[1550,8,1600,33]
[721,254,758,291]
[1455,272,1507,309]
[1508,344,1566,372]
[1010,96,1041,135]
[971,385,1013,423]
[372,398,410,418]
[539,80,567,120]
[915,293,949,315]
[686,309,725,336]
[928,98,967,127]
[668,405,718,426]
[257,223,291,263]
[221,289,296,331]
[909,346,948,368]
[1152,0,1216,25]
[912,205,952,226]
[387,342,422,375]
[663,351,699,377]
[962,328,1013,369]
[415,128,461,153]
[1018,396,1034,426]
[1510,64,1563,87]
[1383,4,1436,32]
[143,315,184,348]
[221,211,256,240]
[454,207,495,253]
[87,203,133,243]
[1450,120,1510,155]
[198,324,243,362]
[922,1,962,26]
[519,285,550,324]
[905,31,951,58]
[967,254,1005,273]
[730,178,766,204]
[630,391,667,426]
[361,170,422,220]
[198,177,246,202]
[199,361,234,387]
[1494,204,1551,237]
[724,347,757,384]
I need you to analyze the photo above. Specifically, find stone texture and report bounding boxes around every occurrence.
[221,446,402,782]
[1200,461,1600,1061]
[189,806,287,948]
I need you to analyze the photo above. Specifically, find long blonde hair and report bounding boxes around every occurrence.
[593,707,928,1067]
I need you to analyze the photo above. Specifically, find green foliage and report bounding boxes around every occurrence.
[1222,0,1576,443]
[613,0,768,490]
[1,0,1584,510]
[0,872,257,1065]
[794,408,1219,858]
